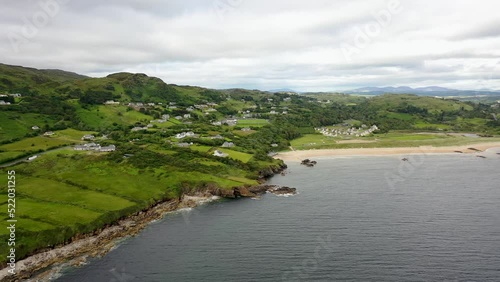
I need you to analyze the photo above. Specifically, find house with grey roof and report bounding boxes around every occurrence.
[222,142,235,148]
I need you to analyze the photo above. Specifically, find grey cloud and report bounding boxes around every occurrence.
[1,0,500,91]
[449,21,500,41]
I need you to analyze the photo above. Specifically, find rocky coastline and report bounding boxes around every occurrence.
[0,164,292,282]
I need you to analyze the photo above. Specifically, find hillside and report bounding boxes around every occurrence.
[0,63,499,268]
[0,64,87,95]
[345,86,500,96]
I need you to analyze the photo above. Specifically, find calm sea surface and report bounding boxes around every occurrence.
[57,153,500,281]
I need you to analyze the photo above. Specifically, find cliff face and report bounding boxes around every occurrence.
[0,162,293,282]
[258,162,288,179]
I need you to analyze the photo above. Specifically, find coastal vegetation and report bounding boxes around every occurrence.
[0,63,499,265]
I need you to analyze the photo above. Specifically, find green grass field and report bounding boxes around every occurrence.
[73,103,152,129]
[0,146,266,262]
[218,148,253,162]
[0,112,56,142]
[53,128,98,143]
[190,145,213,153]
[0,151,27,164]
[18,177,135,211]
[237,119,269,127]
[0,136,70,152]
[290,132,500,150]
[368,95,474,113]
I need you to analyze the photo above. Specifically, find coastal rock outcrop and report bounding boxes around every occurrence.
[267,186,297,195]
[258,163,288,179]
[300,159,317,167]
[234,186,257,197]
[231,185,297,197]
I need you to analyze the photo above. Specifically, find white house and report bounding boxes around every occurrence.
[222,142,235,148]
[213,150,228,157]
[43,131,54,136]
[81,134,95,141]
[32,126,40,130]
[99,145,116,152]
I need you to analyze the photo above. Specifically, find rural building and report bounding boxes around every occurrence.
[81,134,95,141]
[99,145,116,152]
[177,142,191,148]
[222,142,235,148]
[213,150,228,157]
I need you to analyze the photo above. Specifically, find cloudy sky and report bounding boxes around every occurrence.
[1,0,500,91]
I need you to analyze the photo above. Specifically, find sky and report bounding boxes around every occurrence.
[1,0,500,92]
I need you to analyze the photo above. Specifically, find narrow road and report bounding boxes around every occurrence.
[0,145,73,168]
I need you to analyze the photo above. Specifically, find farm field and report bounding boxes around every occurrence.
[290,132,500,150]
[237,119,269,127]
[0,112,57,142]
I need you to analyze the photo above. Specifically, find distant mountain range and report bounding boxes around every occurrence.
[344,86,500,96]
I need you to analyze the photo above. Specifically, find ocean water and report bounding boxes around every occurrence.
[57,153,500,281]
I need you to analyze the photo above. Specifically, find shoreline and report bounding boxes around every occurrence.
[0,165,289,282]
[274,142,500,161]
[0,193,215,282]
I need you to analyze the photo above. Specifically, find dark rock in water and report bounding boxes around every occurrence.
[225,185,298,198]
[267,186,297,195]
[468,147,482,152]
[454,151,463,153]
[301,159,317,167]
[476,155,487,159]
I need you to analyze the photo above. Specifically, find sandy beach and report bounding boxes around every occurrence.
[274,142,500,161]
